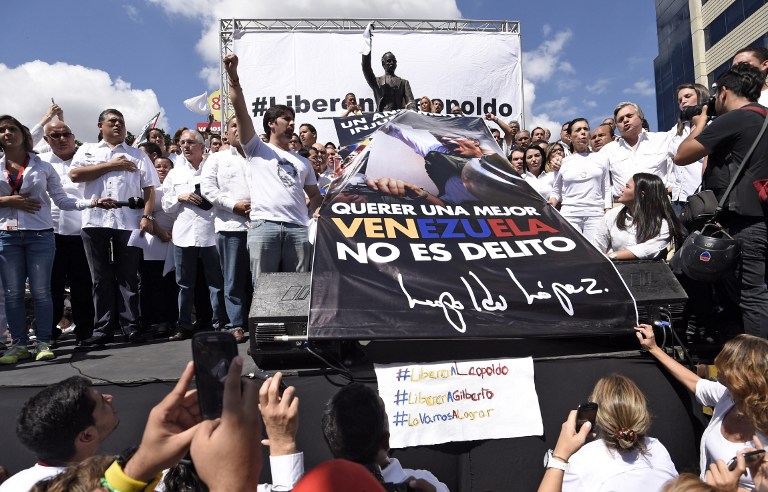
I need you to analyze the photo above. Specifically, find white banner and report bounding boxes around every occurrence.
[232,29,522,146]
[375,357,542,448]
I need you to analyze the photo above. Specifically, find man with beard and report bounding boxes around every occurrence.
[224,54,322,279]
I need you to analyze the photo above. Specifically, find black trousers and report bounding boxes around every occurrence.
[81,227,141,336]
[138,258,178,325]
[51,233,95,341]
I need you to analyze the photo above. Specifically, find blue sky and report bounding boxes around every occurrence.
[2,1,660,142]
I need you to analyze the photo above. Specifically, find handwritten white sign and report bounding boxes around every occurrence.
[375,357,543,448]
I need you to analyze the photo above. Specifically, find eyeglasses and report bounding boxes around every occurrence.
[47,132,73,139]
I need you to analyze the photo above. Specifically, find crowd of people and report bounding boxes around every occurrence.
[0,40,767,491]
[0,330,767,491]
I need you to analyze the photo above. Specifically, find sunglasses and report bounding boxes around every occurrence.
[47,132,73,139]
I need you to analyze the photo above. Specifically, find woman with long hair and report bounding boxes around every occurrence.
[522,145,553,199]
[595,172,682,260]
[549,118,612,243]
[418,96,434,113]
[560,374,678,491]
[0,115,104,364]
[669,83,709,213]
[544,142,565,174]
[636,325,768,490]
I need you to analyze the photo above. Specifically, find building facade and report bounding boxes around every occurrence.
[654,0,768,130]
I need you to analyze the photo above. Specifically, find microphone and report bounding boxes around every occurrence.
[114,197,145,209]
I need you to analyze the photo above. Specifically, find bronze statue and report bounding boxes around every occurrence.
[362,50,415,112]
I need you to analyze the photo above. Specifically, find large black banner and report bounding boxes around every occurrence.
[309,112,637,340]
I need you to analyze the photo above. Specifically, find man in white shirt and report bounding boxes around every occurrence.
[200,117,252,344]
[224,54,323,280]
[597,102,673,199]
[162,130,227,341]
[69,109,158,347]
[590,124,613,152]
[39,121,94,345]
[0,376,119,492]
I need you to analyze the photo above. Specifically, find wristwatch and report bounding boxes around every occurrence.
[543,449,568,471]
[607,251,617,260]
[141,214,155,221]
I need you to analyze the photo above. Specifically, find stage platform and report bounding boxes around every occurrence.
[0,333,708,491]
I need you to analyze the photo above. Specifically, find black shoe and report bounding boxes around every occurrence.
[51,327,63,341]
[152,323,171,338]
[127,331,146,344]
[79,332,113,347]
[169,330,192,342]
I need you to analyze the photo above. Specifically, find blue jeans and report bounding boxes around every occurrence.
[0,230,55,343]
[217,231,252,330]
[247,220,310,281]
[174,245,227,332]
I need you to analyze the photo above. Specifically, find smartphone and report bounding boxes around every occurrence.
[576,402,599,432]
[727,449,766,471]
[251,368,288,395]
[192,331,238,420]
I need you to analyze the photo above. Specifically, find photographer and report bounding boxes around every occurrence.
[674,63,768,339]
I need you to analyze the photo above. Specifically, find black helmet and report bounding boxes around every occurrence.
[679,224,741,282]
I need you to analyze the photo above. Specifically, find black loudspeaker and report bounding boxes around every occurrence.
[248,272,343,370]
[613,260,688,326]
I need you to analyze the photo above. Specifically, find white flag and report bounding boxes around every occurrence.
[183,92,210,115]
[132,112,161,147]
[360,22,374,55]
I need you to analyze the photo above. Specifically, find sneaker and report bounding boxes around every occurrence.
[0,342,31,364]
[35,341,55,361]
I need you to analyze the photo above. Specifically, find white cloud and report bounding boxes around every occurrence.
[622,79,655,97]
[582,100,598,109]
[124,4,141,23]
[522,29,573,83]
[0,61,168,141]
[586,78,611,95]
[145,0,462,89]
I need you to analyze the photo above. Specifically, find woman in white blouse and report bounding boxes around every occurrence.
[595,173,681,260]
[560,374,678,492]
[669,83,709,213]
[636,325,768,490]
[0,115,106,364]
[549,118,612,243]
[522,145,553,200]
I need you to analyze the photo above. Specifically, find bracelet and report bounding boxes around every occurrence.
[103,460,162,492]
[91,199,98,208]
[552,452,570,464]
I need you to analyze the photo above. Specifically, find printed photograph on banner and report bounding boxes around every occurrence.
[374,357,543,448]
[309,111,638,340]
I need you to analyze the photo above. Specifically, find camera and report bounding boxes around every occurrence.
[680,95,717,121]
